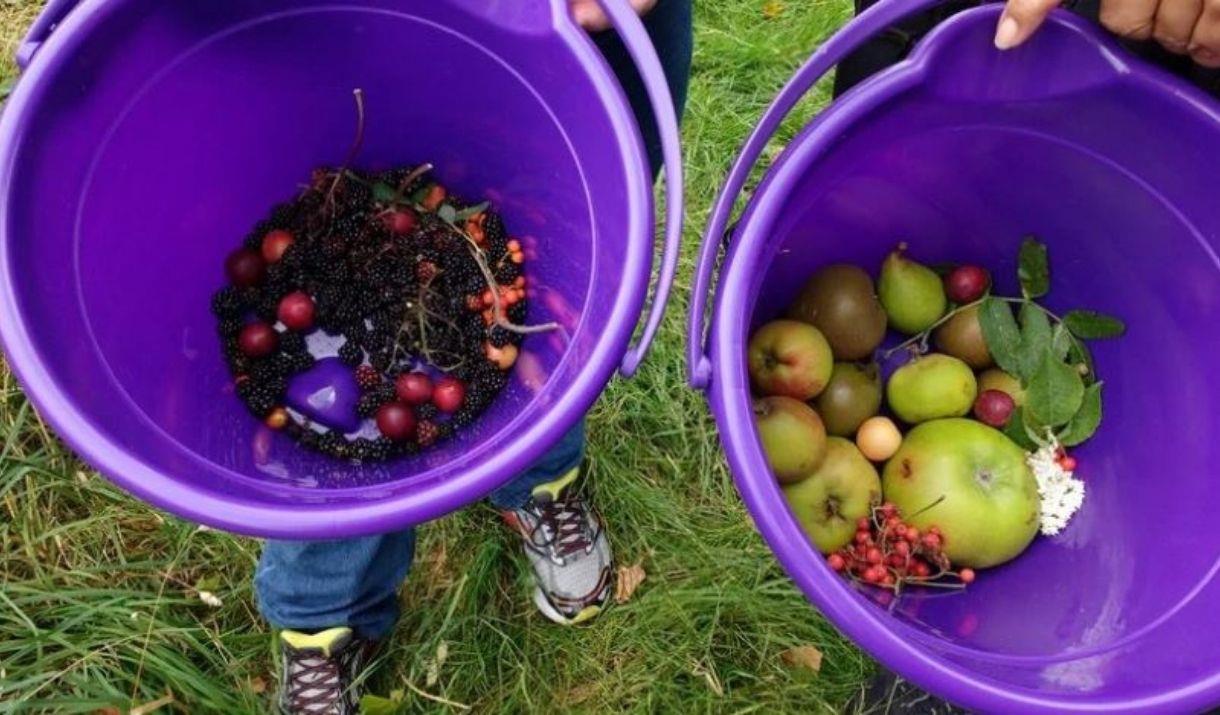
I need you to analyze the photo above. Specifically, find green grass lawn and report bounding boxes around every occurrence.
[0,1,876,712]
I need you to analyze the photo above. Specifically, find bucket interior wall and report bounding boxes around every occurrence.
[741,45,1220,700]
[4,1,645,505]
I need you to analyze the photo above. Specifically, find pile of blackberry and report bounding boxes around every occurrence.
[212,165,528,463]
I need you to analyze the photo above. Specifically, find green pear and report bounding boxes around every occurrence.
[815,362,883,437]
[878,245,947,334]
[887,354,977,424]
[978,369,1025,407]
[882,419,1040,568]
[754,396,828,484]
[783,438,882,554]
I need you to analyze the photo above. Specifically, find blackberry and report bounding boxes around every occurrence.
[279,331,307,354]
[218,318,244,337]
[369,350,393,373]
[317,431,345,457]
[338,341,364,367]
[355,365,381,390]
[416,420,440,447]
[416,403,438,421]
[348,438,376,463]
[211,287,246,318]
[370,438,396,461]
[488,326,512,348]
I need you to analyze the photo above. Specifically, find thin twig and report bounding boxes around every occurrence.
[325,89,367,211]
[405,681,472,711]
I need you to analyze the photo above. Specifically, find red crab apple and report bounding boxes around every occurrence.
[753,396,828,484]
[747,320,834,400]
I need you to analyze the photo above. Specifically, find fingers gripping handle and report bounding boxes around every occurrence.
[686,0,947,389]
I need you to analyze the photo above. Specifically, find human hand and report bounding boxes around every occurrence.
[569,0,659,32]
[994,0,1220,66]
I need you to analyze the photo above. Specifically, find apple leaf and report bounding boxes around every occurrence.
[1063,310,1126,339]
[1014,301,1052,380]
[453,201,489,221]
[1067,336,1095,384]
[1018,237,1049,299]
[1001,406,1039,450]
[1025,350,1085,427]
[1051,323,1073,361]
[1057,382,1103,446]
[978,298,1023,377]
[371,182,397,203]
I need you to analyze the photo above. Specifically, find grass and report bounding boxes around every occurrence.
[0,1,875,712]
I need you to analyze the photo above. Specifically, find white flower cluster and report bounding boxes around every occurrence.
[1027,440,1085,536]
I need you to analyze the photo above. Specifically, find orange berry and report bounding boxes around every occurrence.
[511,251,524,264]
[422,184,446,211]
[265,408,289,430]
[514,276,526,288]
[507,239,522,253]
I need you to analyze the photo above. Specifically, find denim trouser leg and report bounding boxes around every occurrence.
[255,0,693,640]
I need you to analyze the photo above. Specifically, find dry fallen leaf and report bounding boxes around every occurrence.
[130,692,176,715]
[249,676,268,694]
[614,562,646,604]
[780,645,824,674]
[762,0,785,19]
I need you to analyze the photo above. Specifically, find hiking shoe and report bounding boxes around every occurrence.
[277,627,375,715]
[501,466,613,625]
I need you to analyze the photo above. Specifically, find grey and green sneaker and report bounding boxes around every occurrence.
[501,466,614,625]
[276,627,375,715]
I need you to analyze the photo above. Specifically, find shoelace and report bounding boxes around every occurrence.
[285,651,347,714]
[531,497,594,563]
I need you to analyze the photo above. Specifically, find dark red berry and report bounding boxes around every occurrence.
[973,389,1016,428]
[225,248,266,287]
[945,265,991,303]
[863,567,882,584]
[376,403,417,441]
[959,568,976,584]
[827,554,846,571]
[384,209,419,235]
[881,573,896,587]
[262,229,295,263]
[395,372,434,406]
[1059,455,1078,472]
[912,561,931,578]
[432,376,466,413]
[238,322,278,357]
[854,532,871,545]
[856,517,871,531]
[905,527,920,542]
[416,260,438,282]
[866,547,883,565]
[922,534,942,550]
[894,525,907,538]
[894,540,910,557]
[277,291,315,331]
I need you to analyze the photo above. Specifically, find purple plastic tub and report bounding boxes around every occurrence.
[689,2,1220,713]
[0,0,682,539]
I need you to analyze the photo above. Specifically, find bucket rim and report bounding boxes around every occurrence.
[0,0,656,538]
[702,6,1220,713]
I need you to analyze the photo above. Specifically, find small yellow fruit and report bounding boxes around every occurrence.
[856,416,902,462]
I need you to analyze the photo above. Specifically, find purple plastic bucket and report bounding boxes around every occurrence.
[689,2,1220,713]
[0,0,682,539]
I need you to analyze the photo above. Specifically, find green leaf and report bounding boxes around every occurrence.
[453,201,490,221]
[1018,237,1050,299]
[437,204,457,224]
[1057,382,1103,446]
[1001,406,1039,450]
[978,298,1023,377]
[1025,349,1085,427]
[1068,338,1095,384]
[1051,323,1073,361]
[361,695,402,715]
[409,184,431,204]
[1063,310,1126,339]
[1014,302,1052,380]
[372,182,397,203]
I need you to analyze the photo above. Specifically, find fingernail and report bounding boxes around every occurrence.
[995,16,1021,50]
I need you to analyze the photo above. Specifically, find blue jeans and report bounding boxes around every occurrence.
[256,0,693,641]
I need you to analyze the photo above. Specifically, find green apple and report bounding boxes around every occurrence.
[886,353,977,424]
[754,396,828,484]
[882,418,1039,568]
[783,437,882,554]
[748,320,834,400]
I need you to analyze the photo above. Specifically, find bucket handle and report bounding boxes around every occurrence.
[582,0,685,377]
[686,0,948,389]
[15,0,82,69]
